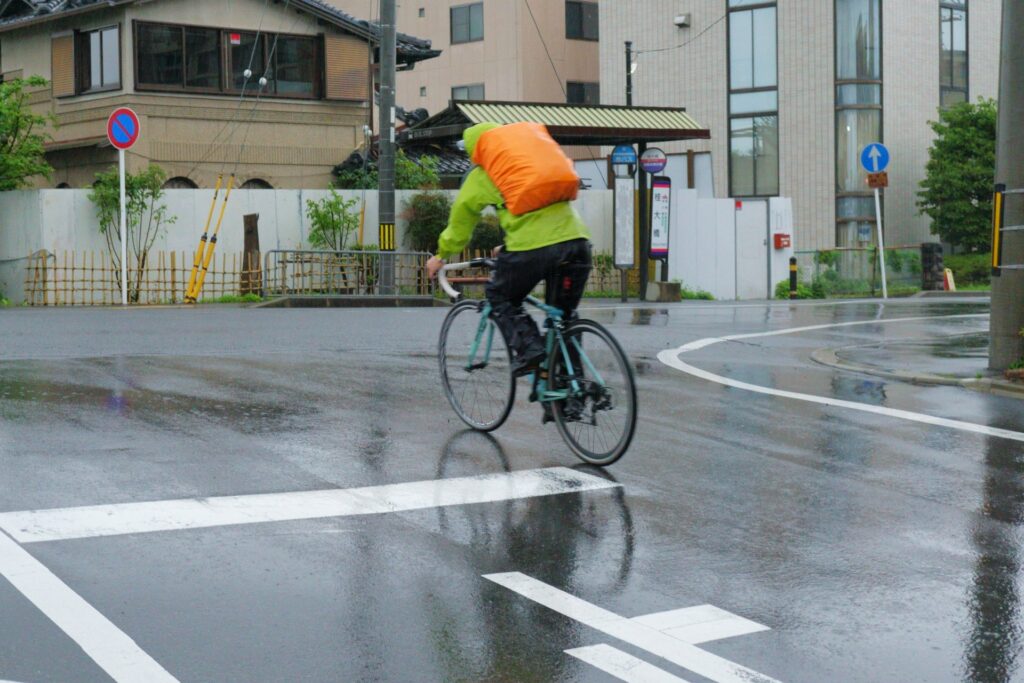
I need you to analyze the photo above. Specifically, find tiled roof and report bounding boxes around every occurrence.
[0,0,441,64]
[404,100,711,147]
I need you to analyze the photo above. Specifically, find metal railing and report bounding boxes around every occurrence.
[992,185,1024,275]
[794,245,923,297]
[261,249,434,298]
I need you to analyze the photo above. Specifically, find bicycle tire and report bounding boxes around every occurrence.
[548,318,637,466]
[438,300,516,431]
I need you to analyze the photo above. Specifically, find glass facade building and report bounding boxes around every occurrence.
[727,0,778,198]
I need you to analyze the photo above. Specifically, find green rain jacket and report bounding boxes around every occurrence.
[436,122,590,260]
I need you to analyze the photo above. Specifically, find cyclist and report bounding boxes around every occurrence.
[426,122,592,378]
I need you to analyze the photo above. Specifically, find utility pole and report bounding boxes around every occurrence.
[378,0,397,293]
[989,0,1024,370]
[625,41,650,301]
[625,41,633,107]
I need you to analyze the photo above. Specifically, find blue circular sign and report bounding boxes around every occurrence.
[107,108,140,150]
[611,144,637,166]
[860,143,890,173]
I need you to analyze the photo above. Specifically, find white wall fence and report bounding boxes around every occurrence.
[0,189,615,303]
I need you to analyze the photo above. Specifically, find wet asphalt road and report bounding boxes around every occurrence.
[1,297,1022,683]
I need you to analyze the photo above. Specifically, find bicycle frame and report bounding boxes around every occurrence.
[464,295,606,405]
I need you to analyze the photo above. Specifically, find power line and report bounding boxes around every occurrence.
[636,13,727,55]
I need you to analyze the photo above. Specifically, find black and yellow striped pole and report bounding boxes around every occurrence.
[993,183,1005,277]
[789,257,798,299]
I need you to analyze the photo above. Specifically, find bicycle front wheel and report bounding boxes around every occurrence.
[549,319,637,466]
[439,300,516,431]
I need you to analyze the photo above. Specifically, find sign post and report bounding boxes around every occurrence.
[650,176,671,278]
[611,145,637,302]
[638,148,671,282]
[107,107,141,306]
[639,148,668,285]
[860,142,890,299]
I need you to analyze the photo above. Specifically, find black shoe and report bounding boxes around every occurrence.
[511,350,545,377]
[542,404,554,424]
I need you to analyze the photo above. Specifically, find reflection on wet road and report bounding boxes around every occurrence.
[1,298,1021,682]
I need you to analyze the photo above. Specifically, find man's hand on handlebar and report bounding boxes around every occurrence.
[426,255,445,280]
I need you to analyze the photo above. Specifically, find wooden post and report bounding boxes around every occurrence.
[170,251,177,303]
[242,214,260,295]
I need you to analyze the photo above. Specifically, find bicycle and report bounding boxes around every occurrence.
[437,258,637,466]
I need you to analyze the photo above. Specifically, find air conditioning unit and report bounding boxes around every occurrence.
[674,13,691,27]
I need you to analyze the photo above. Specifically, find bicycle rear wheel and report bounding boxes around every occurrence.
[549,319,637,466]
[439,300,516,431]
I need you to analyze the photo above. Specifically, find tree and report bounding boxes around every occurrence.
[333,150,441,190]
[305,190,359,250]
[401,191,452,252]
[0,76,54,190]
[89,165,175,302]
[917,99,997,252]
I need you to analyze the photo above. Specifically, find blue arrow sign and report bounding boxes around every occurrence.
[860,143,890,173]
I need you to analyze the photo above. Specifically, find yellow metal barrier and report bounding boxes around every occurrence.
[185,175,224,302]
[186,174,235,302]
[993,184,1005,276]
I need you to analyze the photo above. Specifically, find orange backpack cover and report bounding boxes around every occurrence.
[471,122,580,215]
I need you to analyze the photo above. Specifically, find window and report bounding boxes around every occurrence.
[77,26,120,93]
[420,86,427,96]
[451,3,483,44]
[727,1,777,197]
[940,1,968,107]
[452,83,484,101]
[835,0,881,246]
[134,22,318,98]
[566,1,599,41]
[418,7,425,17]
[567,81,599,105]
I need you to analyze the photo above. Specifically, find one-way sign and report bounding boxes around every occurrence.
[860,142,890,173]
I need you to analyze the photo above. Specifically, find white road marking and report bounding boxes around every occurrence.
[566,644,693,682]
[485,572,780,683]
[0,531,178,683]
[632,604,770,644]
[657,314,1024,443]
[0,468,619,543]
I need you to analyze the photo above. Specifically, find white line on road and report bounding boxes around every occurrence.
[484,572,780,683]
[0,468,620,543]
[566,644,693,682]
[656,314,1024,443]
[0,530,179,683]
[632,604,770,644]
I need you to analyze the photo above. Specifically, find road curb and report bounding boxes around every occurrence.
[810,347,1024,399]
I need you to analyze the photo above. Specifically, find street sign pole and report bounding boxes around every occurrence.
[107,107,140,306]
[119,148,127,305]
[861,143,890,299]
[873,186,887,299]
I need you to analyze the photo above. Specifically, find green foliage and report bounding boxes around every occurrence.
[204,293,263,304]
[402,191,452,252]
[333,151,441,190]
[305,190,359,250]
[680,286,714,301]
[89,165,175,303]
[917,99,997,251]
[945,252,991,285]
[775,277,817,300]
[592,252,615,275]
[0,76,54,190]
[814,250,840,268]
[468,214,503,251]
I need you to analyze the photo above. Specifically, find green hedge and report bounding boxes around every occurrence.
[944,252,991,286]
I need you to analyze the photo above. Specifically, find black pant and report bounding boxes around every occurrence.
[485,239,592,360]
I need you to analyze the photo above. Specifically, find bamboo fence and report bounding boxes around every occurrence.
[24,250,262,306]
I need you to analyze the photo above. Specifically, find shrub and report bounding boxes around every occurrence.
[89,165,175,303]
[468,213,503,251]
[333,150,440,190]
[680,286,714,301]
[775,277,816,300]
[402,191,452,252]
[306,190,359,250]
[945,252,991,286]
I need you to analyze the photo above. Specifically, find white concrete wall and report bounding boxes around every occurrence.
[0,188,615,301]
